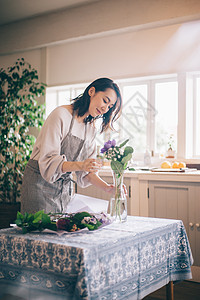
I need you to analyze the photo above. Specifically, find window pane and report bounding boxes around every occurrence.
[109,84,148,153]
[155,82,178,155]
[46,86,86,118]
[73,88,84,98]
[58,90,71,106]
[45,90,57,117]
[196,78,200,156]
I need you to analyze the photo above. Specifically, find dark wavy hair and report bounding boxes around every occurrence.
[72,78,122,133]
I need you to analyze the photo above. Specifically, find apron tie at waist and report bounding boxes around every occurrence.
[59,174,77,188]
[58,176,77,212]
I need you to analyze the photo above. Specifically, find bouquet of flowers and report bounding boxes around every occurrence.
[101,139,134,222]
[15,210,110,234]
[101,139,134,175]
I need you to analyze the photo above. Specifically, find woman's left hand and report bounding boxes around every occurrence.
[105,184,115,194]
[105,183,128,196]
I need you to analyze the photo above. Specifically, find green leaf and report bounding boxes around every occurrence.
[16,211,24,221]
[41,213,51,225]
[33,213,43,223]
[15,219,22,227]
[119,139,129,148]
[34,210,44,219]
[121,153,133,165]
[27,214,34,222]
[111,160,124,174]
[24,212,29,222]
[84,224,95,230]
[0,58,45,203]
[73,212,91,221]
[123,146,134,157]
[45,222,57,231]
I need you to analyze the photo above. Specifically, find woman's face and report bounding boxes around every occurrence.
[88,87,117,117]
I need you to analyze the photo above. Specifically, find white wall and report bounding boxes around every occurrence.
[0,49,43,79]
[47,20,200,86]
[0,0,200,86]
[1,0,200,55]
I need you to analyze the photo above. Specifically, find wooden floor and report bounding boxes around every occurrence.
[144,280,200,300]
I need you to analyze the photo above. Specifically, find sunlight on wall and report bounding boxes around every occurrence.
[149,21,200,72]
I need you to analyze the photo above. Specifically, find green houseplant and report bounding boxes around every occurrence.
[0,58,46,228]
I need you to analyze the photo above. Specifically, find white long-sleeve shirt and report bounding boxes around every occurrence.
[31,106,97,185]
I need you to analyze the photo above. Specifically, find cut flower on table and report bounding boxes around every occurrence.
[15,210,111,234]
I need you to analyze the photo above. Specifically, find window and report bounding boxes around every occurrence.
[114,76,178,158]
[186,73,200,158]
[45,73,199,160]
[196,77,200,156]
[46,83,88,118]
[117,84,148,153]
[154,80,178,155]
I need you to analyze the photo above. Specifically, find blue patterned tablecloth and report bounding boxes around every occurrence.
[0,216,193,300]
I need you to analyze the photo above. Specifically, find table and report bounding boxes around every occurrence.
[0,216,193,300]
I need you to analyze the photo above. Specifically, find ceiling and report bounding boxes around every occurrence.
[0,0,98,26]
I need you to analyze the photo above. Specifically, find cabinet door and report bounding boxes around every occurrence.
[194,185,200,266]
[149,181,189,229]
[148,180,199,266]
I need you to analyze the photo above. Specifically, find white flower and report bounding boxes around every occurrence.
[81,217,91,224]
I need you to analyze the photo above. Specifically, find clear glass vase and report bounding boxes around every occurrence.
[110,170,127,223]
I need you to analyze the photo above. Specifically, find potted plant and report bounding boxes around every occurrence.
[0,58,46,228]
[166,134,175,158]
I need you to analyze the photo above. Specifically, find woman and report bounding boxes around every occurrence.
[21,78,122,214]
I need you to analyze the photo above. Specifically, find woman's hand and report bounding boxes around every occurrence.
[104,184,128,196]
[81,158,102,173]
[104,184,115,194]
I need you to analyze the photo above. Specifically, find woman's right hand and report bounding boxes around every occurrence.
[81,158,102,173]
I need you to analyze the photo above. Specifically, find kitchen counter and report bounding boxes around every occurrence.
[98,167,200,182]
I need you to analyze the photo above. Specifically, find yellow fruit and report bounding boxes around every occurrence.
[178,162,186,169]
[161,161,172,169]
[172,162,179,169]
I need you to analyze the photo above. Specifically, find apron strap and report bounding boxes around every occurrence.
[68,110,76,134]
[68,109,88,147]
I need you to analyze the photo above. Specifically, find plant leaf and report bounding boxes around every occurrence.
[111,160,124,174]
[119,139,129,148]
[41,213,51,225]
[16,211,24,221]
[121,153,133,165]
[123,146,134,157]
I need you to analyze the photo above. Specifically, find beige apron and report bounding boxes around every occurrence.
[21,111,87,214]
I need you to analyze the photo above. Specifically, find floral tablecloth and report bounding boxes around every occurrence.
[0,216,193,300]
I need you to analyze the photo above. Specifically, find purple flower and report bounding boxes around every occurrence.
[90,217,97,224]
[100,147,106,154]
[101,139,116,153]
[104,140,112,150]
[111,140,116,147]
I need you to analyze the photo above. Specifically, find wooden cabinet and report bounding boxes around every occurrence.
[148,181,200,266]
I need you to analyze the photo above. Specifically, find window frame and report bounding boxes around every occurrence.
[186,72,200,158]
[45,73,200,161]
[117,75,178,157]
